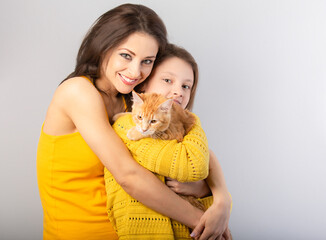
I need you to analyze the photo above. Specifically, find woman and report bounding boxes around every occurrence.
[107,44,232,239]
[37,3,228,240]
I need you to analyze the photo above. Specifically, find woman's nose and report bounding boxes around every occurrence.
[128,62,141,79]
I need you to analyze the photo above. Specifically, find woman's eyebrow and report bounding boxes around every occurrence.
[119,48,156,58]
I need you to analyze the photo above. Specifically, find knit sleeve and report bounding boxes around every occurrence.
[112,113,209,182]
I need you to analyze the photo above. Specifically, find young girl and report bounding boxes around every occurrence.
[106,44,232,239]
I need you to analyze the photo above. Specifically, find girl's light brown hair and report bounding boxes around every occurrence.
[63,4,167,83]
[136,44,199,110]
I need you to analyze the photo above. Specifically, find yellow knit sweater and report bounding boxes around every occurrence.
[105,113,213,240]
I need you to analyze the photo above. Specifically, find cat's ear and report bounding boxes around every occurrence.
[159,99,173,112]
[132,91,143,104]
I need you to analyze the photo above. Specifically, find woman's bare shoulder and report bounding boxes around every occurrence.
[56,77,98,98]
[43,77,104,135]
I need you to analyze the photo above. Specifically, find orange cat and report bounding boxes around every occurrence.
[115,91,196,142]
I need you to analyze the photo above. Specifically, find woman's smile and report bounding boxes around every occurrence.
[118,73,140,85]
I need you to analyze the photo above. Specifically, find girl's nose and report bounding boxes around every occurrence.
[173,88,183,97]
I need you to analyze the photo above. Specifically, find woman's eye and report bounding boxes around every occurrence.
[137,115,142,120]
[142,59,153,65]
[150,120,157,124]
[163,78,172,83]
[120,53,132,60]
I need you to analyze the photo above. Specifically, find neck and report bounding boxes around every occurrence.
[95,76,119,97]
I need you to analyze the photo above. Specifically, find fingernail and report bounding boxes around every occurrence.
[190,232,196,237]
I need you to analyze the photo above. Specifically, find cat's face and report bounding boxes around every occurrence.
[143,57,194,109]
[131,92,172,136]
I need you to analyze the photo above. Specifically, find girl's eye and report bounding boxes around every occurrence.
[182,84,191,90]
[137,115,142,120]
[120,53,132,60]
[163,78,172,83]
[150,120,157,124]
[142,59,153,65]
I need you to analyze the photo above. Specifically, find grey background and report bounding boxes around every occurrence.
[1,0,325,239]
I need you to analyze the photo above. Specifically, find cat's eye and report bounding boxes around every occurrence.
[150,120,157,124]
[137,115,142,120]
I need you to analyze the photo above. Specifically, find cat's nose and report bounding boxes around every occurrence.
[142,127,149,132]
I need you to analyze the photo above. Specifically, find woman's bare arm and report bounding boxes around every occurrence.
[58,78,203,228]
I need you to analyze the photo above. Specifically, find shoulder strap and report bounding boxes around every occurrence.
[80,75,93,84]
[122,96,128,112]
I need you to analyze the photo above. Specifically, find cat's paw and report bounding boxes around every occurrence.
[127,128,142,141]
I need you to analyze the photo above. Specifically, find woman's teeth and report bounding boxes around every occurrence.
[120,74,137,83]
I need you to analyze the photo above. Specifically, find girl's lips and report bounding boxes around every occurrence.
[173,99,182,105]
[119,73,139,86]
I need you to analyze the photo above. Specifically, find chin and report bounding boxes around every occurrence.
[117,86,134,94]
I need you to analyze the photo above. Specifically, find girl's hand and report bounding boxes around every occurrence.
[190,192,232,240]
[165,178,211,198]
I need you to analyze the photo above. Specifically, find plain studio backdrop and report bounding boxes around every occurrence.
[1,0,325,239]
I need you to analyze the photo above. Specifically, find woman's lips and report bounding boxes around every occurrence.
[119,73,139,85]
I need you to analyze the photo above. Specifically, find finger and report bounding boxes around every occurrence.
[199,227,224,240]
[207,234,220,240]
[224,228,231,240]
[165,179,178,185]
[206,233,221,240]
[221,230,227,240]
[165,181,174,187]
[215,235,223,240]
[198,227,213,240]
[190,221,205,239]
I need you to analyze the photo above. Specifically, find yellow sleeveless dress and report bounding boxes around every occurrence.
[37,76,118,239]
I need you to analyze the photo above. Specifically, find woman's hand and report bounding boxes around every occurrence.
[165,178,211,198]
[190,191,232,240]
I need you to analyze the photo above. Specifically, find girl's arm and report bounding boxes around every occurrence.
[190,150,232,239]
[165,177,211,198]
[59,79,203,229]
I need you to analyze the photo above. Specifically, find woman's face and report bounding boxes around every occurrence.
[102,32,159,94]
[143,57,194,109]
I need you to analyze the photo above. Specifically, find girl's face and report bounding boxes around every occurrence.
[101,32,159,94]
[144,57,194,109]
